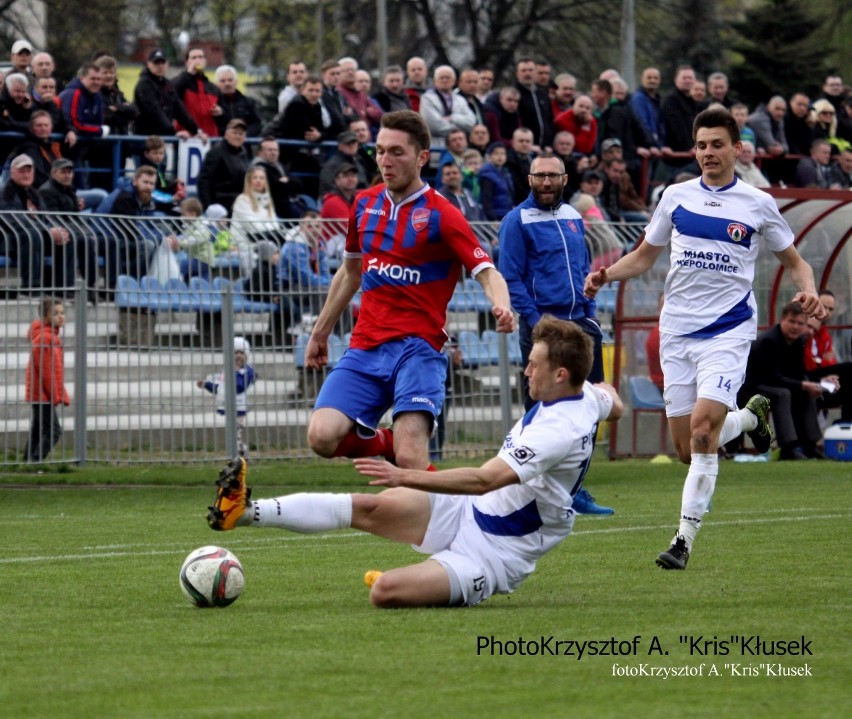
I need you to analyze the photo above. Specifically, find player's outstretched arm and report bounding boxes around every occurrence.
[306,256,362,368]
[583,236,662,298]
[474,267,515,333]
[774,246,825,320]
[354,456,519,495]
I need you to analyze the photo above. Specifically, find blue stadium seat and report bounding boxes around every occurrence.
[189,276,223,312]
[627,376,668,456]
[480,330,501,365]
[458,330,490,368]
[115,275,149,309]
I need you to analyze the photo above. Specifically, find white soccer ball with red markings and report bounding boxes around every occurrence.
[179,546,245,607]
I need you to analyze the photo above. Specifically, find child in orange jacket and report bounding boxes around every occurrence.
[25,297,71,462]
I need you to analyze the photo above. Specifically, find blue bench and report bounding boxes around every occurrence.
[115,275,281,314]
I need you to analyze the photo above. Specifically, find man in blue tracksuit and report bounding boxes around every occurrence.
[498,151,612,514]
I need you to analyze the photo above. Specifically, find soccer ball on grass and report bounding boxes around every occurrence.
[179,545,245,607]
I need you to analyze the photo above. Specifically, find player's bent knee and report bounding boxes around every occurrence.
[307,424,338,458]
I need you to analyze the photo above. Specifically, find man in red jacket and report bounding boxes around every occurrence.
[174,47,222,137]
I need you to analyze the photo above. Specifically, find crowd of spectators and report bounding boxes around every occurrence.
[0,39,850,298]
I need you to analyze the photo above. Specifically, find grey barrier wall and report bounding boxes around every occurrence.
[0,211,640,466]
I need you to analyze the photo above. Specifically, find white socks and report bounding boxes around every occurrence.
[676,453,718,551]
[247,493,353,532]
[718,407,757,446]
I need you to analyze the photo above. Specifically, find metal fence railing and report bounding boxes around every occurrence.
[0,211,641,466]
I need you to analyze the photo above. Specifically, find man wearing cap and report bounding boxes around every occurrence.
[319,163,359,267]
[39,158,98,295]
[10,40,33,79]
[133,49,207,141]
[318,129,369,196]
[0,153,72,293]
[197,118,251,210]
[320,163,359,220]
[174,46,222,138]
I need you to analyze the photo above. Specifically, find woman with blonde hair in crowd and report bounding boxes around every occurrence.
[811,98,850,155]
[231,166,281,277]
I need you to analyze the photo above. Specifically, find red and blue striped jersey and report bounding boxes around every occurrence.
[345,183,494,351]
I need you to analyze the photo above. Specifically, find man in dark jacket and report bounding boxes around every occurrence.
[197,118,250,210]
[662,66,699,170]
[741,302,823,460]
[133,49,206,141]
[514,58,553,149]
[174,47,221,137]
[251,136,301,219]
[266,76,325,198]
[0,72,34,163]
[10,111,69,187]
[39,158,98,293]
[214,65,262,137]
[104,165,160,284]
[58,62,112,188]
[0,154,72,293]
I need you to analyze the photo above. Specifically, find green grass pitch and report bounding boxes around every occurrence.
[1,458,848,718]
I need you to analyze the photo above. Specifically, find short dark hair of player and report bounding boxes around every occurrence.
[781,301,805,318]
[692,107,740,145]
[380,110,432,154]
[531,314,593,387]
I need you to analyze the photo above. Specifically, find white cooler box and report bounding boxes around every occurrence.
[824,422,852,461]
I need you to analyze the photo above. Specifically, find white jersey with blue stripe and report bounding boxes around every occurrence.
[475,383,613,560]
[644,176,794,339]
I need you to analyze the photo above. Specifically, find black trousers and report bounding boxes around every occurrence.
[26,404,63,462]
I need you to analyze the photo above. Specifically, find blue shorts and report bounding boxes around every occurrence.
[313,337,449,432]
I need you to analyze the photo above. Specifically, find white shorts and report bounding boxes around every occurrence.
[413,493,535,607]
[660,333,750,418]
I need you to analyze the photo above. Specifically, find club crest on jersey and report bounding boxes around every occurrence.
[509,446,536,464]
[411,208,431,231]
[566,220,578,233]
[727,223,747,242]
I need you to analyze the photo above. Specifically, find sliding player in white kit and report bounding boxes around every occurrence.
[206,316,623,607]
[584,107,825,570]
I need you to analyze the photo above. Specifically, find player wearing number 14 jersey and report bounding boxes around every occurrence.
[584,107,825,570]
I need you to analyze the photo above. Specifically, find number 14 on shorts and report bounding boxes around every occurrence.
[716,376,733,393]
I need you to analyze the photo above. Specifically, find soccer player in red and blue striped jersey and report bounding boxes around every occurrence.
[306,111,514,469]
